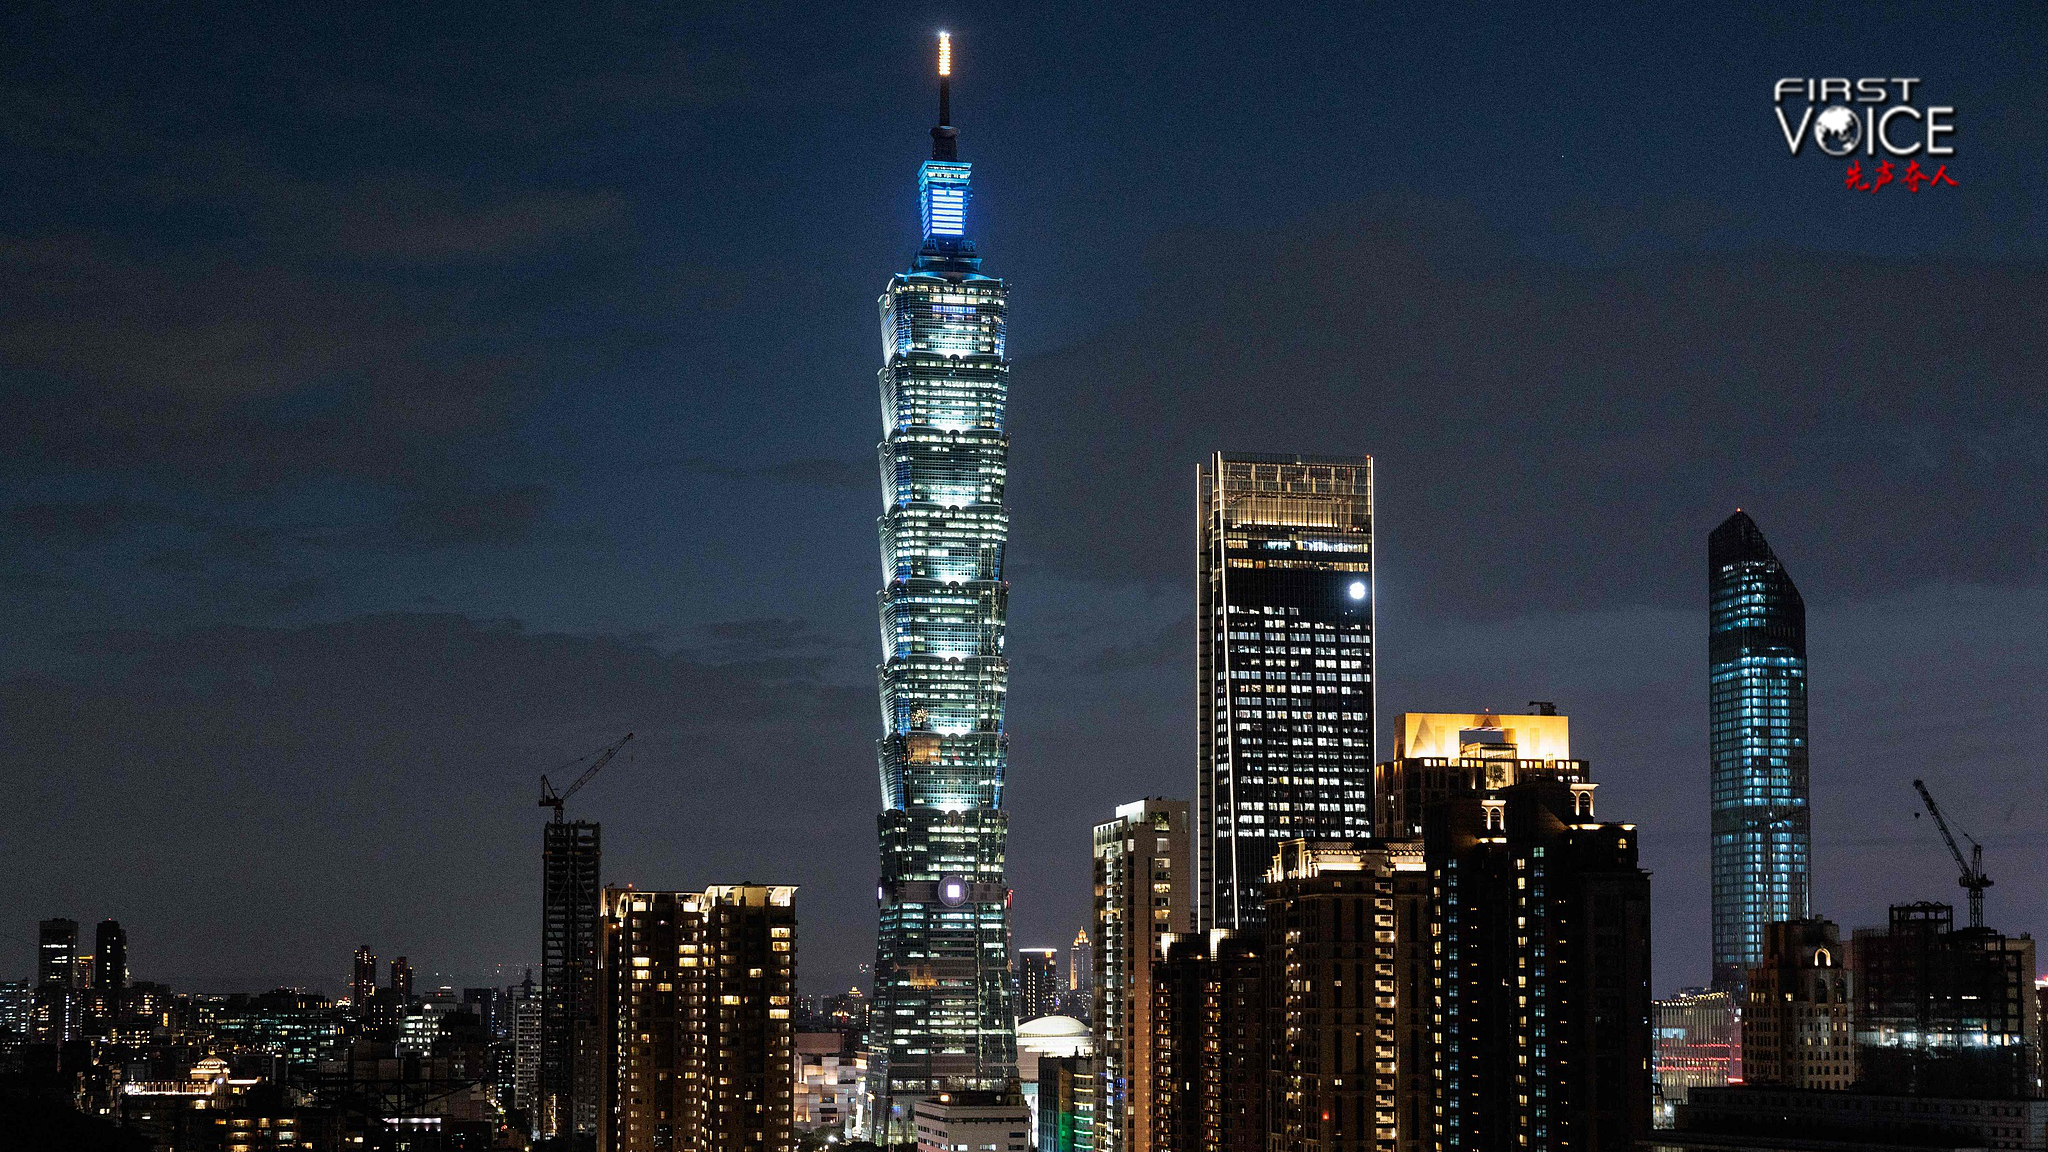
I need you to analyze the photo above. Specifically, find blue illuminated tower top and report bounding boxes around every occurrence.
[917,32,977,265]
[920,161,971,246]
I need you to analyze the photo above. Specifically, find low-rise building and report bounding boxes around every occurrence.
[1657,1085,2048,1151]
[1652,988,1734,1124]
[914,1089,1030,1152]
[795,1032,862,1134]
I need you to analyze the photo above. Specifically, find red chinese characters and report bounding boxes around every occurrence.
[1851,160,1958,192]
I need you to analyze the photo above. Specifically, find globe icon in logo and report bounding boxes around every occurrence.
[1814,105,1861,156]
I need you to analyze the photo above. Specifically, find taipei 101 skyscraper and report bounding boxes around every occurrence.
[866,33,1019,1140]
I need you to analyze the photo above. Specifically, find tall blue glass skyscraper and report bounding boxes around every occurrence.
[866,35,1018,1139]
[1708,510,1809,992]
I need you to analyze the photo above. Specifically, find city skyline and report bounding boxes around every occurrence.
[3,3,2045,1009]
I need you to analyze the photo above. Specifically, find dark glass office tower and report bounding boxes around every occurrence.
[867,34,1018,1140]
[92,920,125,998]
[34,918,78,1043]
[542,819,602,1140]
[1016,949,1060,1022]
[1708,511,1809,992]
[1197,453,1374,931]
[92,919,126,1024]
[35,918,76,989]
[351,946,376,1021]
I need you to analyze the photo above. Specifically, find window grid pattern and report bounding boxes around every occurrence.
[1708,512,1810,993]
[869,152,1018,1137]
[1198,454,1376,933]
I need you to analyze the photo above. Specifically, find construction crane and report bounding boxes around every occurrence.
[1913,778,1991,929]
[539,733,634,823]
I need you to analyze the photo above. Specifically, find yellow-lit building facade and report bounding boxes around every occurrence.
[600,884,797,1152]
[1374,712,1583,840]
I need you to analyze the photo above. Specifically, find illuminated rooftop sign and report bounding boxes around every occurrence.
[1397,711,1572,761]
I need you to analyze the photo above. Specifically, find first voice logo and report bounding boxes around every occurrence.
[1774,78,1958,193]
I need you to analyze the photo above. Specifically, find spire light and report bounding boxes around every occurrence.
[937,32,951,78]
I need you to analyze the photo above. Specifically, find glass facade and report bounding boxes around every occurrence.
[1708,511,1810,992]
[1197,453,1374,931]
[867,50,1018,1141]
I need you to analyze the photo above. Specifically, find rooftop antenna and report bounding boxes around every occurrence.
[931,32,958,160]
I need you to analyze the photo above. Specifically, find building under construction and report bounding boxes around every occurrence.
[1851,902,2039,1099]
[537,733,632,1141]
[542,820,602,1139]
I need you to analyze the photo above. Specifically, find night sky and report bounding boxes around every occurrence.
[2,2,2044,1000]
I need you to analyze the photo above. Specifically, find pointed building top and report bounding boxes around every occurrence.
[1709,509,1780,569]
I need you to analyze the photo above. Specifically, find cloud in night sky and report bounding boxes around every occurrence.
[0,1,2042,998]
[1009,196,2048,609]
[680,457,872,491]
[392,484,554,548]
[0,613,872,992]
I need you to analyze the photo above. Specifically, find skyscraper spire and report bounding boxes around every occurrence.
[866,33,1016,1142]
[932,31,958,161]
